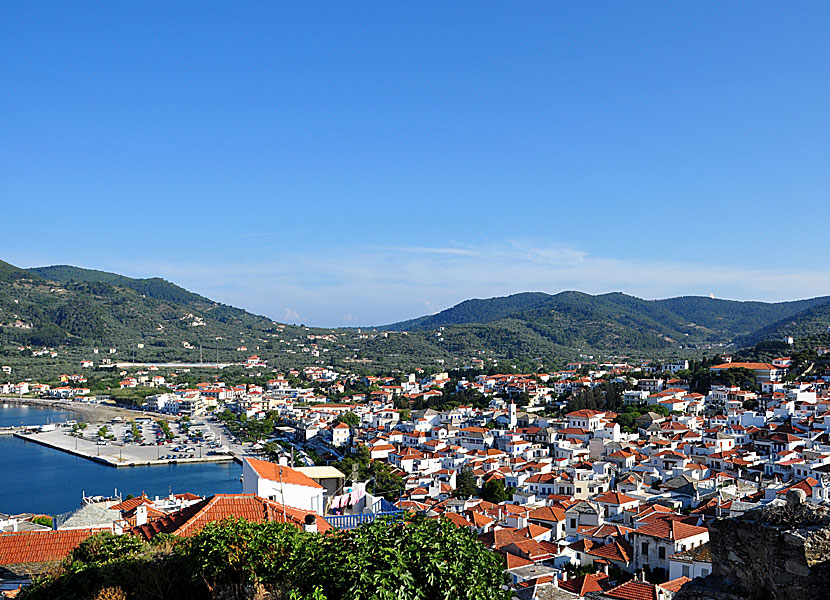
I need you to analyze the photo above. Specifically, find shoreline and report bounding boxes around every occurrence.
[12,431,240,468]
[0,396,169,423]
[2,397,248,469]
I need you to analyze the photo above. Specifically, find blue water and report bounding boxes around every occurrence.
[0,405,242,515]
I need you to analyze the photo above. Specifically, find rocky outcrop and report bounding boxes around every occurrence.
[676,491,830,600]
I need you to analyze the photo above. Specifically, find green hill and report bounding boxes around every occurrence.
[388,292,552,330]
[3,259,829,372]
[28,265,211,306]
[0,259,43,284]
[0,261,291,358]
[383,290,830,357]
[742,300,830,345]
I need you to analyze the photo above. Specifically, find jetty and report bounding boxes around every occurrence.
[13,429,240,468]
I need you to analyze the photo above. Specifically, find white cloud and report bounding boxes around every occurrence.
[379,245,480,257]
[282,308,301,323]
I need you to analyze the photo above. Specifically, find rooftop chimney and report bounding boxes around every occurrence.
[136,504,148,527]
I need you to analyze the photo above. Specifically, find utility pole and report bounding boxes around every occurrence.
[278,466,287,519]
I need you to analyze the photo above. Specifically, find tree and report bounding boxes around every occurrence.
[454,466,477,499]
[21,517,511,600]
[336,412,360,427]
[480,478,513,504]
[71,531,148,566]
[335,445,403,500]
[295,515,510,600]
[31,515,52,528]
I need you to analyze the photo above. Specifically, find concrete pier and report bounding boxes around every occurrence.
[13,429,238,468]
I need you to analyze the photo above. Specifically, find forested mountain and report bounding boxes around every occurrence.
[742,300,830,345]
[389,292,552,330]
[28,265,212,306]
[1,261,287,356]
[384,291,830,353]
[2,259,829,372]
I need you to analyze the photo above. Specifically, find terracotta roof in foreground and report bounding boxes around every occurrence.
[0,528,105,566]
[130,494,330,540]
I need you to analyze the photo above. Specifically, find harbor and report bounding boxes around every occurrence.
[13,428,237,468]
[0,405,242,515]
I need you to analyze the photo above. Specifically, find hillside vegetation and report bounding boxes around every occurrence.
[21,516,509,600]
[384,290,830,354]
[1,259,828,373]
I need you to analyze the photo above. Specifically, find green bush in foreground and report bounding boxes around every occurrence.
[21,515,510,600]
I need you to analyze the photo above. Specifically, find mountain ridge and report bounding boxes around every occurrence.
[382,290,830,340]
[1,260,828,370]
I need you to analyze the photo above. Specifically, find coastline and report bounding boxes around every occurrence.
[12,431,239,468]
[2,397,246,469]
[0,396,168,423]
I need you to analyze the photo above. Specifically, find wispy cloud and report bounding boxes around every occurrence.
[282,308,301,323]
[379,245,481,257]
[103,242,830,328]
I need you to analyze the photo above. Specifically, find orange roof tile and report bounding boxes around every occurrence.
[606,580,659,600]
[559,572,614,595]
[635,518,708,541]
[130,494,330,540]
[0,529,105,566]
[245,458,323,489]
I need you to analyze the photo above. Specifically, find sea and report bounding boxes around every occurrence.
[0,404,242,516]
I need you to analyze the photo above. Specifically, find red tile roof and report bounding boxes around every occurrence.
[504,552,534,569]
[110,495,152,512]
[559,572,614,595]
[660,576,692,592]
[635,517,708,541]
[587,538,633,563]
[0,528,105,566]
[478,526,528,550]
[441,512,474,528]
[606,580,658,600]
[592,491,639,505]
[245,458,323,489]
[527,505,566,523]
[130,494,330,540]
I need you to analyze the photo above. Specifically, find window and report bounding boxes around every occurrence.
[701,568,709,577]
[570,519,576,529]
[659,547,666,560]
[682,565,690,578]
[642,542,649,555]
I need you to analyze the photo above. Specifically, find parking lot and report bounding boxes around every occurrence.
[19,417,238,467]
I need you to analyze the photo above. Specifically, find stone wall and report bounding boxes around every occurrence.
[675,491,830,600]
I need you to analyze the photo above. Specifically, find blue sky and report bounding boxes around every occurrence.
[2,3,829,326]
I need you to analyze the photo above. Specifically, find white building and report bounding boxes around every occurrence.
[242,457,325,515]
[331,422,351,447]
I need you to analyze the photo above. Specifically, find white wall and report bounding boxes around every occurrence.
[242,460,325,514]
